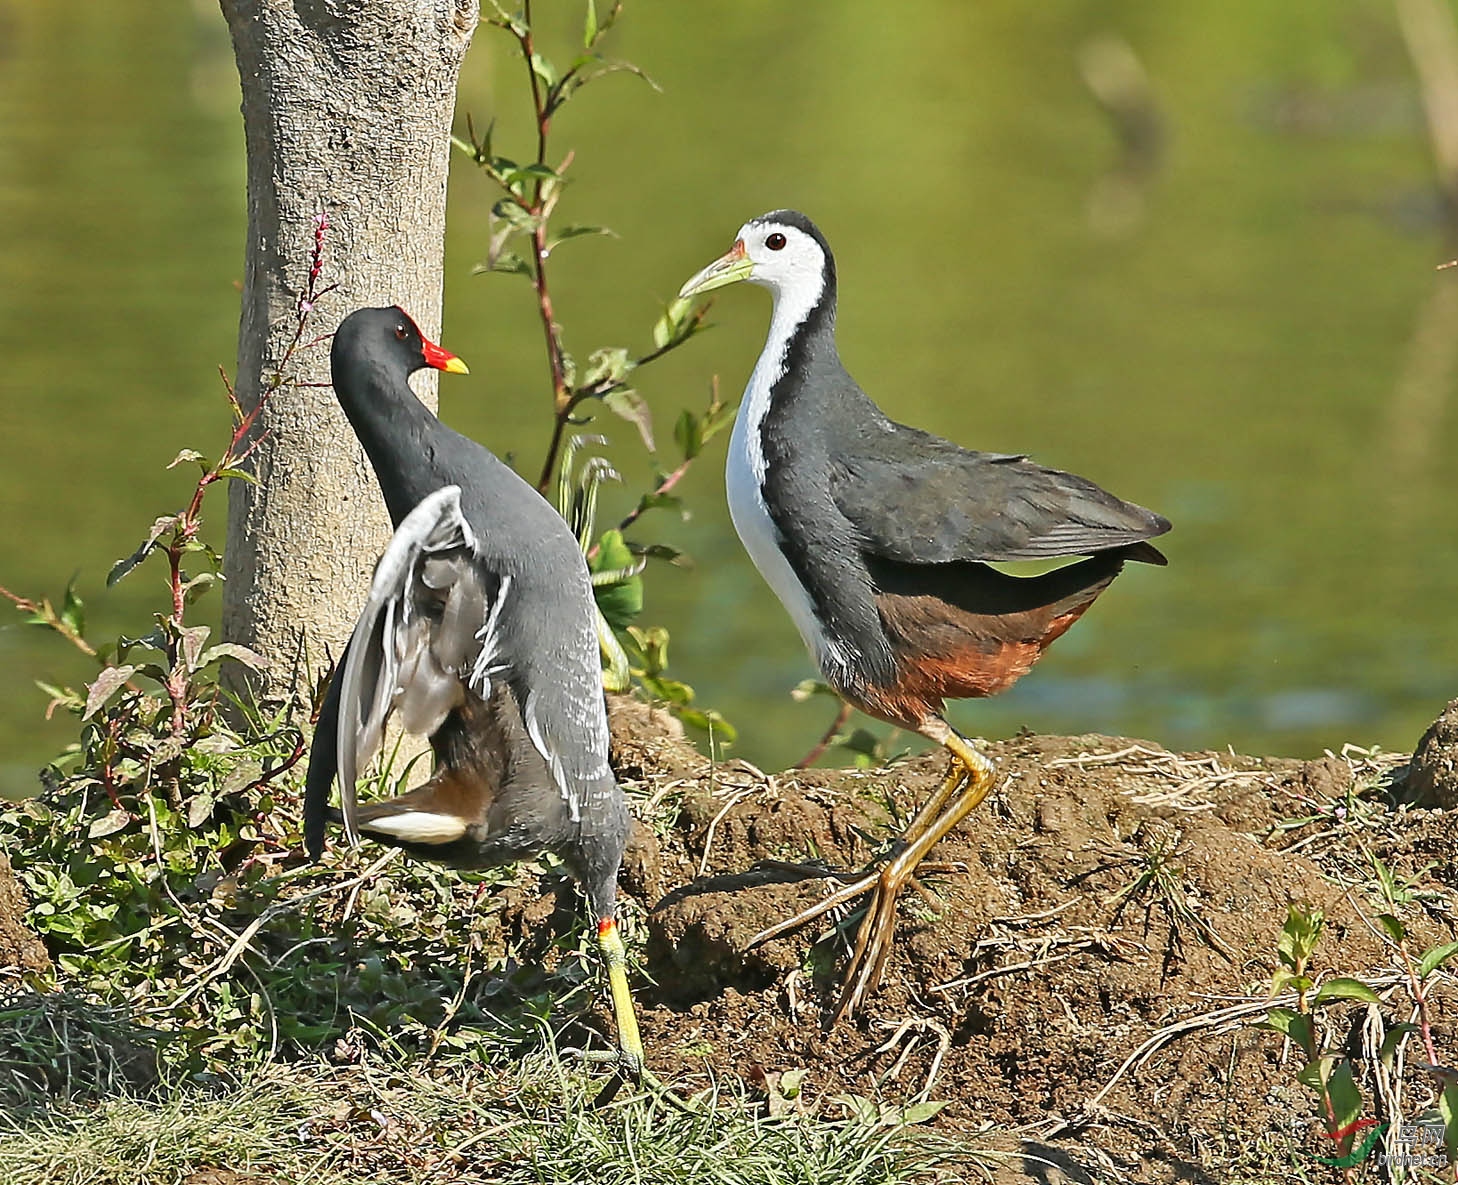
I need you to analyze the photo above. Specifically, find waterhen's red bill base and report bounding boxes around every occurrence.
[303,307,642,1083]
[679,212,1170,1022]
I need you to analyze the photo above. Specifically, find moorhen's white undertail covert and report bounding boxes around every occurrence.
[303,306,642,1079]
[679,211,1170,1022]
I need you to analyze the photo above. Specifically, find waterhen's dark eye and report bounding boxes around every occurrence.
[765,232,787,251]
[394,324,409,341]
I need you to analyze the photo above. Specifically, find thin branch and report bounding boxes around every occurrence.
[0,584,98,658]
[796,700,854,769]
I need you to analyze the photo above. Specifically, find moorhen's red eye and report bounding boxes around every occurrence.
[394,325,408,341]
[766,232,787,251]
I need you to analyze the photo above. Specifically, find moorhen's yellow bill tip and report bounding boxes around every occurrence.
[421,336,469,375]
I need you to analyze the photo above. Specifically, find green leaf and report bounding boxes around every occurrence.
[1314,977,1382,1006]
[546,224,614,254]
[1371,854,1406,907]
[1286,1011,1315,1056]
[186,788,217,829]
[841,728,884,759]
[530,51,559,88]
[898,1099,950,1125]
[583,346,632,388]
[36,680,83,716]
[634,491,685,520]
[491,198,540,232]
[214,466,258,486]
[652,297,694,349]
[473,252,533,278]
[631,542,686,566]
[603,388,654,452]
[830,1094,880,1126]
[774,1067,806,1099]
[700,396,738,444]
[166,448,207,471]
[583,0,598,47]
[88,809,131,839]
[626,624,669,674]
[590,531,643,628]
[1278,905,1324,972]
[109,515,179,587]
[83,665,136,720]
[197,643,269,673]
[1256,1006,1300,1037]
[640,675,692,707]
[1297,1054,1337,1093]
[181,571,222,605]
[1376,913,1406,945]
[790,679,837,702]
[596,613,631,693]
[117,628,169,660]
[1324,1061,1364,1142]
[674,409,703,461]
[1418,939,1458,980]
[678,707,737,745]
[180,625,211,673]
[1378,1022,1419,1071]
[1439,1084,1458,1164]
[59,578,86,638]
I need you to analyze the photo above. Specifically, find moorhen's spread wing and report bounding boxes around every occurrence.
[333,485,486,842]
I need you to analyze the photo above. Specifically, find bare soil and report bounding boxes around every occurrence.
[606,698,1458,1182]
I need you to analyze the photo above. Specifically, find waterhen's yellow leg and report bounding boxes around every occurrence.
[746,724,996,1023]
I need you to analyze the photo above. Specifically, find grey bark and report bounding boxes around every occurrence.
[218,0,479,701]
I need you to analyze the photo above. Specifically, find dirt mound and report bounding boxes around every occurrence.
[604,699,1458,1181]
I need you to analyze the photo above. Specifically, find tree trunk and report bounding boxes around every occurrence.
[218,0,478,702]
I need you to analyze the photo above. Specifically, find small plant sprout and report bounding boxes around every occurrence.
[1106,825,1235,969]
[1257,906,1382,1182]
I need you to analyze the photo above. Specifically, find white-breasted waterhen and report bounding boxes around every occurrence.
[302,306,643,1080]
[678,212,1170,1022]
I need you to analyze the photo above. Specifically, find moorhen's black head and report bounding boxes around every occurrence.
[331,306,469,386]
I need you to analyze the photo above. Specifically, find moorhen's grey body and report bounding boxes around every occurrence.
[303,306,641,1077]
[679,211,1170,1020]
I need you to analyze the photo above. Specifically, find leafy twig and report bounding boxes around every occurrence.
[466,2,706,491]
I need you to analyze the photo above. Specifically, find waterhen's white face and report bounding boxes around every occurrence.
[677,213,828,304]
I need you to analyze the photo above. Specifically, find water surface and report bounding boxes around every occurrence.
[1,1,1455,794]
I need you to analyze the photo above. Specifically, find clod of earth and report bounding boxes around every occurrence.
[1407,695,1458,809]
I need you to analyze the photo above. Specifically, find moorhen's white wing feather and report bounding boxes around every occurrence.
[336,486,480,844]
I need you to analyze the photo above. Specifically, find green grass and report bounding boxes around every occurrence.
[0,1045,987,1185]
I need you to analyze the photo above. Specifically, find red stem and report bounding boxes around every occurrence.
[795,701,853,769]
[513,1,571,489]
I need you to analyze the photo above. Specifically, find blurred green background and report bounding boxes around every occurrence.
[3,0,1457,795]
